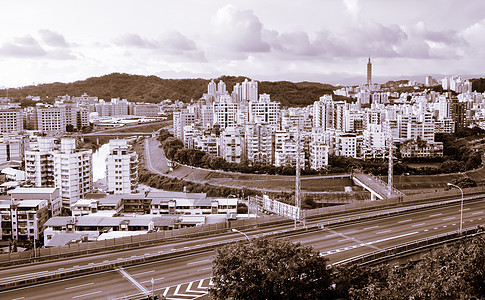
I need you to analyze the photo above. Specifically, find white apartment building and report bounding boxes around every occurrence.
[313,95,334,130]
[53,138,93,209]
[310,128,329,170]
[213,95,238,129]
[435,118,455,133]
[248,94,280,125]
[0,109,23,134]
[240,78,258,102]
[106,139,139,195]
[219,127,243,163]
[0,199,49,243]
[245,124,273,164]
[24,137,56,187]
[338,133,358,158]
[193,134,218,156]
[173,109,196,140]
[36,106,66,133]
[9,187,62,217]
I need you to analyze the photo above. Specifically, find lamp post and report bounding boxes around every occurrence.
[447,183,464,234]
[231,228,250,241]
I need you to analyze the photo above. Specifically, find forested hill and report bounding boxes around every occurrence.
[471,78,485,93]
[6,73,339,107]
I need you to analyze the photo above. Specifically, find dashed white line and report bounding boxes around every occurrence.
[412,223,425,227]
[197,267,212,272]
[72,291,102,299]
[187,259,212,266]
[65,282,94,290]
[376,230,392,234]
[443,217,456,221]
[132,270,155,277]
[363,225,379,230]
[472,211,483,215]
[398,219,412,223]
[429,213,442,217]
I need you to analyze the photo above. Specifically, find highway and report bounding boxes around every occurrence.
[0,199,483,299]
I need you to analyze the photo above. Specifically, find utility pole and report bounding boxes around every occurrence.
[294,122,302,228]
[388,136,393,197]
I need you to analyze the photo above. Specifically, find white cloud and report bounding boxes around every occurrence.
[212,5,270,53]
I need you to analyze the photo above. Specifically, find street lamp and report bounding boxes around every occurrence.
[447,183,464,234]
[231,228,250,241]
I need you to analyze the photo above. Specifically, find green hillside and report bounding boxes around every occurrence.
[5,73,341,107]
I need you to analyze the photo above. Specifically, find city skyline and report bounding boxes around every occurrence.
[1,0,485,87]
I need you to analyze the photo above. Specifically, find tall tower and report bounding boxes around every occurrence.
[367,57,372,86]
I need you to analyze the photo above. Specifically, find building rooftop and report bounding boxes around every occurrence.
[8,187,58,195]
[44,217,73,227]
[17,199,46,207]
[45,233,87,247]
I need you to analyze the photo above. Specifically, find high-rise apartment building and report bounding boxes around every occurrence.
[53,138,93,209]
[25,137,56,187]
[248,94,280,125]
[313,95,334,130]
[245,124,273,164]
[106,139,139,195]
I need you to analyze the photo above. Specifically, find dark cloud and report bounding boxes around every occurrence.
[39,29,69,48]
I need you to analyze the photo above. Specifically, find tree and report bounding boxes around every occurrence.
[210,237,331,300]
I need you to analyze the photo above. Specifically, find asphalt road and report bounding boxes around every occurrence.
[1,200,483,299]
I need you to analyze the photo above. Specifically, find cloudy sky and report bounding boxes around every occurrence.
[1,0,484,87]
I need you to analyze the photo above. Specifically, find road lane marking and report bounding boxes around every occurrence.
[412,223,425,227]
[429,213,442,217]
[463,208,470,211]
[363,225,379,230]
[434,227,438,229]
[443,217,456,221]
[338,239,348,242]
[472,211,483,215]
[132,270,155,277]
[398,219,412,223]
[376,230,392,234]
[197,267,212,272]
[65,282,94,290]
[187,259,212,266]
[12,297,24,300]
[72,291,102,299]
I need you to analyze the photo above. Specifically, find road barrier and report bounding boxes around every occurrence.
[333,226,485,267]
[0,186,483,267]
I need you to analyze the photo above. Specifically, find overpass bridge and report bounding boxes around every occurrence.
[352,171,404,201]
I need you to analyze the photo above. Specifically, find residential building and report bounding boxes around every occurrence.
[0,109,23,134]
[0,199,49,243]
[105,139,139,195]
[24,137,56,187]
[9,187,62,217]
[35,105,66,133]
[53,138,93,209]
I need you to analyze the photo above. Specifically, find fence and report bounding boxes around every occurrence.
[1,185,483,266]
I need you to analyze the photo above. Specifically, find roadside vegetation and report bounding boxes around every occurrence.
[211,234,485,299]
